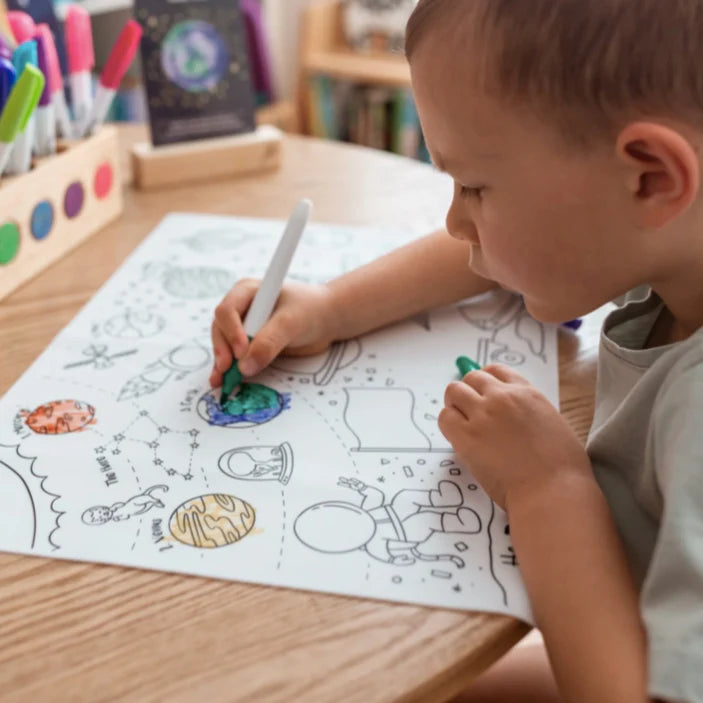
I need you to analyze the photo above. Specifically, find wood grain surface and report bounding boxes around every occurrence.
[0,127,609,703]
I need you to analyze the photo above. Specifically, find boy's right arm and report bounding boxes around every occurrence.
[326,228,497,341]
[211,229,496,385]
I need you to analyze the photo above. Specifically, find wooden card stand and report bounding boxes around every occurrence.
[0,126,123,302]
[131,125,283,190]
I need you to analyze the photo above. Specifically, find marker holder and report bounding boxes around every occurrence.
[130,124,283,190]
[0,126,123,302]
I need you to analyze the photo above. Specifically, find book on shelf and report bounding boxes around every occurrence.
[307,75,426,161]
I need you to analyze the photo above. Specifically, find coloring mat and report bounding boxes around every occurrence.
[0,213,559,624]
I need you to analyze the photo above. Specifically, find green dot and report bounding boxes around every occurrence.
[0,222,20,265]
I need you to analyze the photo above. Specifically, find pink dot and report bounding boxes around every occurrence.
[94,163,113,200]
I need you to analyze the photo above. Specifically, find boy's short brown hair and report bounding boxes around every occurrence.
[406,0,703,147]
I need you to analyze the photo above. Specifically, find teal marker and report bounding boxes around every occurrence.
[456,356,481,376]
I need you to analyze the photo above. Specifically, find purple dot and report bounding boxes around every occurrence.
[64,182,85,218]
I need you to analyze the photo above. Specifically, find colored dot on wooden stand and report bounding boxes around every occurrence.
[0,222,20,264]
[94,163,113,199]
[31,201,54,240]
[64,182,85,218]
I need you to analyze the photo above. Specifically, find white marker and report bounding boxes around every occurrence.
[220,199,312,403]
[243,199,313,337]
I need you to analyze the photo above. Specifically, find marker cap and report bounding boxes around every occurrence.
[0,59,16,107]
[65,5,94,74]
[34,32,52,105]
[12,40,38,76]
[35,24,63,92]
[7,11,36,45]
[101,20,142,89]
[0,64,44,143]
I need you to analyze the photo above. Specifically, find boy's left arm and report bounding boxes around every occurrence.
[440,364,651,703]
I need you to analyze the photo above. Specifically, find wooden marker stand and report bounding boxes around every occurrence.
[0,127,123,302]
[130,124,283,190]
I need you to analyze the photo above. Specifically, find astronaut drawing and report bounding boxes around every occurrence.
[82,485,169,525]
[294,479,480,567]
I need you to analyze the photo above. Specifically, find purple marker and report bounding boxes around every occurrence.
[0,35,12,60]
[33,31,55,156]
[562,318,583,331]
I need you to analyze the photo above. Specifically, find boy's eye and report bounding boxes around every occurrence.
[460,185,485,200]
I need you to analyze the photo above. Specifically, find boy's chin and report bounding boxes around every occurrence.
[522,296,579,324]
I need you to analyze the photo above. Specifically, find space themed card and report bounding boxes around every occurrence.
[0,214,560,623]
[136,0,256,146]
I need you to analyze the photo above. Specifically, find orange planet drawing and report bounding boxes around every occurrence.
[169,494,256,548]
[21,400,96,435]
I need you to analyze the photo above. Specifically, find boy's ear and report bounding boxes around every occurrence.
[616,122,700,228]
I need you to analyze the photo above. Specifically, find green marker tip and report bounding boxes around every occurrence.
[456,356,481,377]
[220,362,243,405]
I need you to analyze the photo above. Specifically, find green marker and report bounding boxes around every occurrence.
[456,356,481,376]
[220,362,243,406]
[0,65,44,176]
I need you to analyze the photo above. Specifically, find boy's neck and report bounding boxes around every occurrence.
[651,277,703,346]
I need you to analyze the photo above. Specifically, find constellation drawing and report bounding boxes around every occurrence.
[64,344,138,370]
[294,479,480,567]
[197,385,291,428]
[169,494,256,548]
[97,308,166,339]
[143,262,235,299]
[82,485,169,525]
[19,400,96,435]
[93,409,201,481]
[458,290,547,365]
[218,442,294,485]
[118,339,211,401]
[271,340,362,386]
[343,387,451,453]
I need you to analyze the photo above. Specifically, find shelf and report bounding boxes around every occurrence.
[304,48,411,88]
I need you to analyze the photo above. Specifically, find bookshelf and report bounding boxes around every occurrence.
[299,1,423,159]
[300,1,411,94]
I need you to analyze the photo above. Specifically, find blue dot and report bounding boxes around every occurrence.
[31,201,54,241]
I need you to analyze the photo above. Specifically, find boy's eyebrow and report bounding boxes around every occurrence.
[433,151,501,175]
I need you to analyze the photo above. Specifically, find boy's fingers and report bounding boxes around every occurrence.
[214,281,259,356]
[239,313,300,376]
[444,381,479,414]
[211,322,233,375]
[482,363,530,385]
[462,369,503,395]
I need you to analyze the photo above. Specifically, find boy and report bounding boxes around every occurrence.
[211,1,703,700]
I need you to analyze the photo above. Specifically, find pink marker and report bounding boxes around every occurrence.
[65,5,94,138]
[34,31,55,156]
[7,11,36,44]
[34,25,72,139]
[82,19,141,137]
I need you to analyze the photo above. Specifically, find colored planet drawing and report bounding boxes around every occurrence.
[20,400,96,435]
[169,494,256,548]
[197,384,291,428]
[161,21,229,93]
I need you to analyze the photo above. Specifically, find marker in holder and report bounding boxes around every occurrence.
[0,126,123,301]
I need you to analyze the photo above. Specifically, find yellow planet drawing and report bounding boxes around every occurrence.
[169,494,256,548]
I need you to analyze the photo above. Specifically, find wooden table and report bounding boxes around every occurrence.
[0,127,607,703]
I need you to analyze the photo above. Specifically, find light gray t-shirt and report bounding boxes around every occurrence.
[587,291,703,703]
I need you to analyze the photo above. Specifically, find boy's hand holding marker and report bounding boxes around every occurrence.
[445,361,589,511]
[212,200,336,398]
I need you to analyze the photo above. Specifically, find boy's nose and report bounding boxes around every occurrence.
[445,205,479,244]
